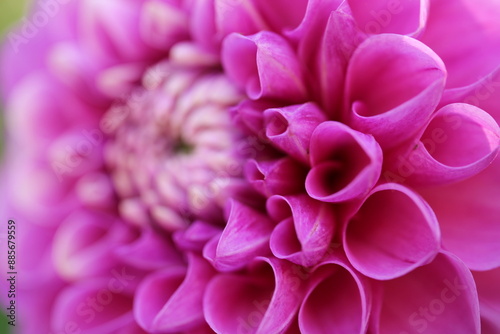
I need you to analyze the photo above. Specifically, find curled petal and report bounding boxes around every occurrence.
[52,210,135,281]
[268,195,335,267]
[306,121,382,202]
[211,200,274,271]
[245,157,307,197]
[299,254,371,333]
[222,31,308,102]
[264,102,327,165]
[348,0,429,36]
[135,254,215,332]
[52,279,140,334]
[345,34,446,148]
[344,183,441,280]
[253,0,308,33]
[418,157,500,270]
[204,257,306,334]
[387,103,500,185]
[372,252,480,334]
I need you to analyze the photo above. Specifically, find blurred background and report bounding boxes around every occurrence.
[1,2,28,333]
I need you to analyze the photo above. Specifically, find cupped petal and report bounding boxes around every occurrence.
[418,157,500,270]
[472,268,500,334]
[52,210,136,281]
[371,252,480,334]
[306,121,382,202]
[222,31,308,102]
[264,102,327,165]
[211,200,274,271]
[420,0,500,89]
[386,103,500,186]
[348,0,429,36]
[344,183,441,280]
[52,279,141,334]
[267,195,336,267]
[299,254,371,334]
[135,253,215,332]
[345,33,446,149]
[204,257,306,334]
[245,157,308,197]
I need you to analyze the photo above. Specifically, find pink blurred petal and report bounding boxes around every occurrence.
[344,183,441,280]
[52,279,140,334]
[173,220,223,252]
[306,121,382,202]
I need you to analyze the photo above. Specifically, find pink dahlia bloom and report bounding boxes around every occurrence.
[1,0,500,333]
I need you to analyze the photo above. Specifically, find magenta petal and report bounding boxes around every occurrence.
[473,268,500,333]
[212,200,274,271]
[204,257,305,334]
[245,157,307,197]
[299,254,371,334]
[139,0,188,51]
[222,31,308,102]
[388,103,500,186]
[418,157,500,270]
[372,252,480,334]
[268,195,335,267]
[254,0,308,32]
[348,0,429,36]
[135,254,215,332]
[52,279,139,334]
[345,34,446,148]
[264,102,327,165]
[214,0,269,37]
[306,121,382,202]
[344,183,441,280]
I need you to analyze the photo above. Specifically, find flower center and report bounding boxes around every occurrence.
[103,62,245,231]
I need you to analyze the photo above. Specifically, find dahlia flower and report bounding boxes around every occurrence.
[1,0,500,333]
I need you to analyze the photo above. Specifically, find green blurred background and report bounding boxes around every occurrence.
[1,2,27,334]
